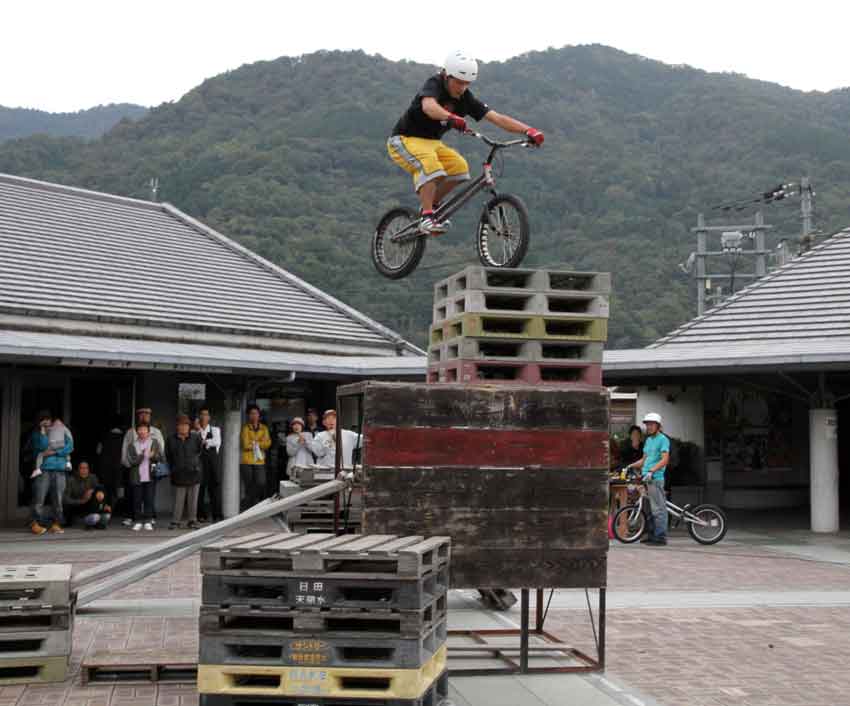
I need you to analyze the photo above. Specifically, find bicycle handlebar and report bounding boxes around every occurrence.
[465,130,534,149]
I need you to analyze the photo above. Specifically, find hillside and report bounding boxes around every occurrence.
[1,46,849,349]
[0,103,148,142]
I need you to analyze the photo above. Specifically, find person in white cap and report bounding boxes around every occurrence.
[387,50,544,235]
[311,410,361,468]
[625,412,670,545]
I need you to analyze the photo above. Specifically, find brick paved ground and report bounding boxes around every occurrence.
[548,605,850,706]
[1,526,849,705]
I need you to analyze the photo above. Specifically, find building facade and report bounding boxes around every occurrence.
[605,229,850,530]
[0,174,424,524]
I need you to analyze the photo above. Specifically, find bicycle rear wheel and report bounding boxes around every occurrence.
[372,207,425,279]
[476,193,529,268]
[686,504,727,545]
[612,504,646,543]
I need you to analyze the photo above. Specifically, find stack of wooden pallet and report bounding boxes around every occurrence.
[0,565,73,686]
[286,466,364,533]
[429,266,610,385]
[341,382,610,590]
[198,532,451,706]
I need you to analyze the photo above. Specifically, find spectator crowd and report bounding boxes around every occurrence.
[27,403,349,536]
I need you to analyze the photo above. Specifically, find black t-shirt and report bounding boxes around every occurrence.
[620,440,644,468]
[392,74,490,140]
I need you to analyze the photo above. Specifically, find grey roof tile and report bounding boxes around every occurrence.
[0,173,418,355]
[652,229,850,349]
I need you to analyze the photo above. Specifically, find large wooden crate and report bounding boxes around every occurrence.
[337,382,609,589]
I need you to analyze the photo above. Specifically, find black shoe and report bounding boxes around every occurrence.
[640,535,652,544]
[187,521,201,530]
[647,537,668,546]
[95,523,107,530]
[84,524,95,531]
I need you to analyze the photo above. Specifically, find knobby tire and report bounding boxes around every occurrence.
[476,192,530,268]
[372,206,425,279]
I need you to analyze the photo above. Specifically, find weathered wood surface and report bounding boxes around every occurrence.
[364,508,607,551]
[363,428,609,468]
[340,381,609,430]
[337,382,610,589]
[363,466,608,510]
[449,548,607,589]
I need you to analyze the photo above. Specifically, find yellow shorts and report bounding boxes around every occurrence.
[387,136,470,191]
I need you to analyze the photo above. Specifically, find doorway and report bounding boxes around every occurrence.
[69,376,134,480]
[17,382,66,514]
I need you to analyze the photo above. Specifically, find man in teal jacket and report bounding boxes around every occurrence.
[30,411,74,535]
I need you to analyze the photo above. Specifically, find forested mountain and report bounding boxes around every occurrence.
[0,103,148,142]
[2,46,849,349]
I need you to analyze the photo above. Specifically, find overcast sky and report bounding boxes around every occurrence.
[3,0,849,112]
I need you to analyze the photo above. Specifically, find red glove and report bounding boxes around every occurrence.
[526,128,544,146]
[444,114,467,132]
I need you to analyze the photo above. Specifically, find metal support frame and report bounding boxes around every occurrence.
[448,587,606,675]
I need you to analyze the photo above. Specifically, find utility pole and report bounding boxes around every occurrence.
[696,214,706,317]
[800,176,813,252]
[149,177,159,202]
[689,212,771,316]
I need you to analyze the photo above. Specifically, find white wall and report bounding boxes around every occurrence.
[635,385,704,445]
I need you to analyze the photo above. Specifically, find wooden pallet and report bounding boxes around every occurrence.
[200,669,448,706]
[200,617,447,669]
[197,645,447,699]
[0,565,72,608]
[0,655,68,685]
[0,628,72,659]
[201,533,450,578]
[0,607,71,633]
[202,563,448,611]
[199,594,447,639]
[81,649,197,685]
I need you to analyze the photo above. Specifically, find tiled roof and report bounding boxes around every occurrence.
[0,173,418,356]
[603,229,850,377]
[652,229,850,347]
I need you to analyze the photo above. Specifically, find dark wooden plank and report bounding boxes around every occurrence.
[363,466,608,510]
[363,508,608,551]
[355,382,609,430]
[448,548,607,589]
[363,428,609,468]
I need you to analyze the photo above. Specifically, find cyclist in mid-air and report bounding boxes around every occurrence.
[387,50,544,236]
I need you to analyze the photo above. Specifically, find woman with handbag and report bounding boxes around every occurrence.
[165,415,203,529]
[126,422,163,531]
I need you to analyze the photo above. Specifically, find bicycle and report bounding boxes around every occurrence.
[611,469,728,545]
[372,131,537,279]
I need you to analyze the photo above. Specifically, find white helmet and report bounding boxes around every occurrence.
[444,51,478,82]
[643,412,663,426]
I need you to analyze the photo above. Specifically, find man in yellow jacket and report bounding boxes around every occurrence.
[240,404,271,509]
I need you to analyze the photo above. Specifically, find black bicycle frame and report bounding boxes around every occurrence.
[390,136,526,244]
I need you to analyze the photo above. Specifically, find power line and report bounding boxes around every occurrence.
[711,182,798,212]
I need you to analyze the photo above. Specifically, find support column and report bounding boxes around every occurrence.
[810,408,839,533]
[221,388,245,519]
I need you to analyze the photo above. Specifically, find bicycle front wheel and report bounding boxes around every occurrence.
[476,193,529,268]
[686,504,728,545]
[612,504,646,543]
[372,207,426,279]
